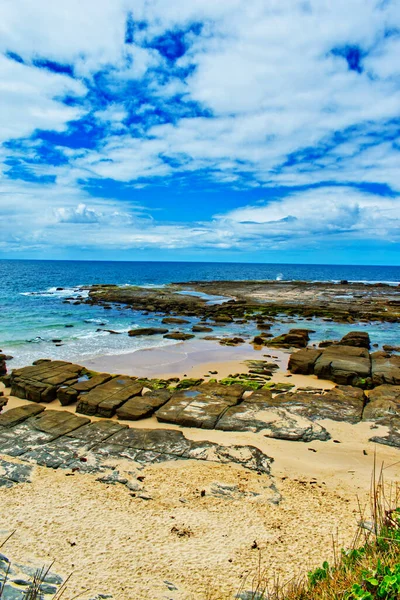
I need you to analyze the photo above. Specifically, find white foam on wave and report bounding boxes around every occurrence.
[20,286,90,299]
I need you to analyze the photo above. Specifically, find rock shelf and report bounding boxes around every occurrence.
[2,356,400,448]
[0,404,273,475]
[83,280,400,324]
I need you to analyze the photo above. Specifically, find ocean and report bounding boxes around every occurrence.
[1,259,399,368]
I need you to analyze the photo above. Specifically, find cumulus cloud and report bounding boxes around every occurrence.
[0,0,399,258]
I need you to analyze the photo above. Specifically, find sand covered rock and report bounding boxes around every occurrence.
[275,386,365,424]
[216,401,330,441]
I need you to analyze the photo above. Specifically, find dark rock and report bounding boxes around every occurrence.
[319,340,338,348]
[288,348,322,375]
[128,328,168,337]
[192,325,213,333]
[163,332,195,341]
[58,373,113,406]
[219,337,245,346]
[339,331,371,349]
[371,353,400,385]
[383,345,400,353]
[116,389,172,420]
[363,385,400,420]
[313,345,371,386]
[268,329,310,348]
[156,382,244,429]
[162,317,190,324]
[76,378,144,417]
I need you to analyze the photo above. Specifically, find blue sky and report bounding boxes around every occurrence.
[0,0,399,264]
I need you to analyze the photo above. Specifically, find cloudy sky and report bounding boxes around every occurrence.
[1,0,399,264]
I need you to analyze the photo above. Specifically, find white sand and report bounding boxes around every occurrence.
[1,341,399,599]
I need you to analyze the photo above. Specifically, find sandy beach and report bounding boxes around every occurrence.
[1,340,400,599]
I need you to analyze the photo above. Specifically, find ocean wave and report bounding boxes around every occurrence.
[20,286,90,299]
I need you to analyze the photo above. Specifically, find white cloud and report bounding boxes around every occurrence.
[0,54,86,143]
[0,0,399,256]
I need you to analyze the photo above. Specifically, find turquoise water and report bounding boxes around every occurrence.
[0,259,399,368]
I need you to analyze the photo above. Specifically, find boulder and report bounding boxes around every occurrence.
[128,328,169,337]
[313,345,371,386]
[163,332,195,341]
[363,385,400,420]
[268,329,310,348]
[339,331,371,349]
[371,353,400,385]
[192,325,213,333]
[162,317,190,325]
[213,314,233,323]
[219,337,245,346]
[288,348,322,375]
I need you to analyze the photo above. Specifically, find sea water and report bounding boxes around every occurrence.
[0,259,399,368]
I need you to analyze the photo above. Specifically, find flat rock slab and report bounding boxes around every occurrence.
[66,420,128,444]
[76,378,144,417]
[58,373,113,405]
[116,389,172,420]
[0,403,45,428]
[369,416,400,448]
[0,408,274,475]
[216,403,330,441]
[10,361,84,403]
[0,457,32,487]
[30,410,90,436]
[275,386,365,424]
[155,382,244,429]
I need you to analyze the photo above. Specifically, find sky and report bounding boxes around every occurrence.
[0,0,399,264]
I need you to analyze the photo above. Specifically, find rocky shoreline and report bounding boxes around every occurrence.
[80,280,400,324]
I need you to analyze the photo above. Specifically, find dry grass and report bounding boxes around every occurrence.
[0,532,80,600]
